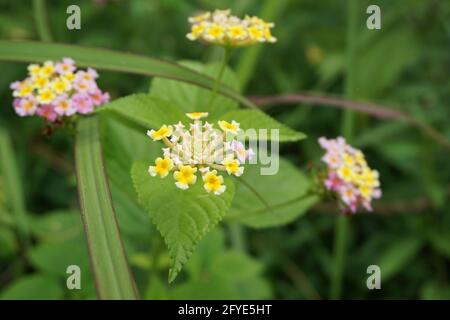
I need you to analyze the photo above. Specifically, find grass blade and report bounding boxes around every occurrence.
[75,117,138,299]
[0,128,29,249]
[0,40,256,109]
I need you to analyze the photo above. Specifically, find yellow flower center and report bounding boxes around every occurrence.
[203,171,224,193]
[248,27,263,39]
[218,120,239,133]
[174,165,197,187]
[64,73,75,82]
[23,101,34,110]
[191,24,205,36]
[58,101,69,110]
[41,65,54,77]
[338,166,353,182]
[208,24,224,38]
[19,85,33,96]
[186,112,208,120]
[228,26,245,38]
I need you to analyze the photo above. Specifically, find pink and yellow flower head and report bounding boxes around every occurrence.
[146,113,254,195]
[10,58,109,122]
[318,137,381,214]
[187,9,276,47]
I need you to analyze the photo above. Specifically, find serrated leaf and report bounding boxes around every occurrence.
[217,109,306,142]
[150,60,239,118]
[131,161,235,282]
[98,94,186,130]
[227,157,318,228]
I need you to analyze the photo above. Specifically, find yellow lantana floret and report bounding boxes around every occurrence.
[147,125,173,141]
[337,165,353,182]
[28,64,42,77]
[203,170,226,195]
[40,62,55,78]
[223,158,244,176]
[174,165,198,190]
[218,120,240,134]
[16,82,33,97]
[37,88,56,104]
[63,72,75,82]
[187,23,206,40]
[32,76,49,90]
[186,112,209,120]
[52,78,71,94]
[228,25,247,40]
[148,157,174,178]
[206,24,225,40]
[362,168,380,188]
[359,184,373,199]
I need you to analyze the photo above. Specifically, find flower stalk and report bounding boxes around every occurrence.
[330,0,359,300]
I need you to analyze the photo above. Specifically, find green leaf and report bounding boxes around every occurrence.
[131,161,235,282]
[0,274,63,300]
[421,281,450,300]
[30,210,81,242]
[0,40,256,109]
[227,157,318,228]
[427,232,450,259]
[29,236,90,278]
[0,226,18,258]
[75,116,138,299]
[355,27,420,98]
[100,114,156,238]
[217,109,307,142]
[377,237,423,281]
[98,94,186,130]
[170,229,272,299]
[150,60,239,118]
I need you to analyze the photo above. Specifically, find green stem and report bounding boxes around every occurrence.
[229,224,246,252]
[330,0,358,300]
[330,215,349,299]
[32,0,53,42]
[206,47,231,110]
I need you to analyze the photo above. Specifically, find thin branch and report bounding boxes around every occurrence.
[249,93,450,150]
[314,185,450,215]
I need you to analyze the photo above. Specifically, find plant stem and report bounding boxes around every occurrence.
[330,0,358,300]
[206,47,231,111]
[32,0,53,42]
[229,224,246,252]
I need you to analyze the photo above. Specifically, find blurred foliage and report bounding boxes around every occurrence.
[0,0,449,299]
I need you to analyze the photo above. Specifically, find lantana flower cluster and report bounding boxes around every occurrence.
[318,137,381,213]
[187,9,276,47]
[147,112,254,195]
[10,58,109,122]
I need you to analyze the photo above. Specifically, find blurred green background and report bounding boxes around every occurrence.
[0,0,449,299]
